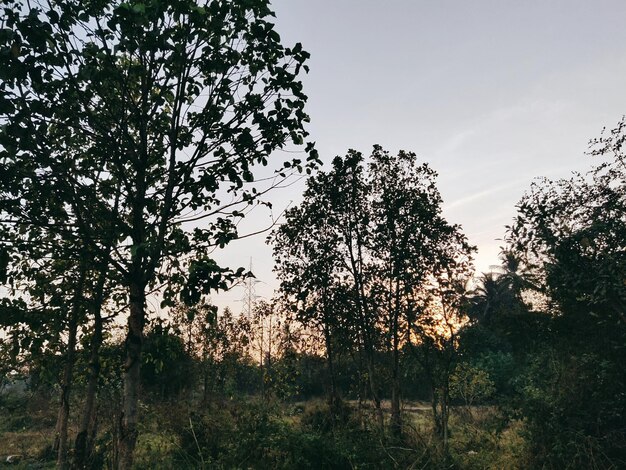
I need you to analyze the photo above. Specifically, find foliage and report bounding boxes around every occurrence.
[505,118,626,469]
[0,0,317,464]
[141,319,196,398]
[450,362,495,408]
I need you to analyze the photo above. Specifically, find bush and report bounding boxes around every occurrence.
[300,399,354,433]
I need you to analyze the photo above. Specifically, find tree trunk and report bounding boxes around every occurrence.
[202,370,210,404]
[366,355,384,429]
[117,281,145,470]
[390,309,402,437]
[323,323,339,415]
[441,384,450,454]
[431,385,442,436]
[431,384,450,454]
[74,266,107,469]
[202,355,210,405]
[355,348,365,429]
[390,375,401,437]
[54,312,78,470]
[74,310,102,468]
[54,262,87,469]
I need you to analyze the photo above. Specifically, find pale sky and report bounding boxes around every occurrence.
[208,0,626,313]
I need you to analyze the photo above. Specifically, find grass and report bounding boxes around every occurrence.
[447,407,529,470]
[0,392,532,469]
[0,391,57,466]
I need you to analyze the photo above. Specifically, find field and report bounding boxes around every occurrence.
[0,388,530,469]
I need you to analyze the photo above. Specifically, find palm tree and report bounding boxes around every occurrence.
[471,272,512,323]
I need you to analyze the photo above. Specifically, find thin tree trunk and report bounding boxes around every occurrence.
[54,312,78,469]
[202,345,211,405]
[355,346,365,428]
[118,280,145,470]
[202,364,210,404]
[74,261,107,469]
[74,198,120,469]
[388,248,403,437]
[73,307,103,468]
[390,373,401,436]
[390,307,402,436]
[431,385,442,436]
[352,269,383,429]
[441,385,450,454]
[54,261,87,469]
[116,64,152,468]
[323,323,339,418]
[344,219,384,427]
[366,355,384,429]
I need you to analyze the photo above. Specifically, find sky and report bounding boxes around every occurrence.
[207,0,626,314]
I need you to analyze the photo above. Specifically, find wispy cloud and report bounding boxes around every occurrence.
[437,128,478,155]
[444,177,529,211]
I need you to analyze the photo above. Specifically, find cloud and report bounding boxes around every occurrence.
[444,177,528,211]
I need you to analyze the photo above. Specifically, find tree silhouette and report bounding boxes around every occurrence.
[272,146,474,436]
[505,118,626,467]
[0,0,316,466]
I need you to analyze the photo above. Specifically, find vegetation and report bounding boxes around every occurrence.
[1,1,625,469]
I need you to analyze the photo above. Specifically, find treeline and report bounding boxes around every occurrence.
[0,0,625,468]
[267,137,626,468]
[2,123,625,468]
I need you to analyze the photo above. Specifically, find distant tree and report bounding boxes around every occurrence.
[449,362,495,415]
[168,300,217,401]
[0,0,316,466]
[271,162,349,411]
[208,306,256,397]
[471,273,507,323]
[408,274,473,451]
[141,319,195,398]
[273,146,474,436]
[456,254,535,414]
[368,145,474,436]
[249,300,306,400]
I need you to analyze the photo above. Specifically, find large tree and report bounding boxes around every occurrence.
[368,145,474,435]
[0,0,316,466]
[272,146,474,435]
[506,118,626,468]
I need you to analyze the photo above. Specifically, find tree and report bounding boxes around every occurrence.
[141,318,195,398]
[170,300,220,402]
[272,149,390,423]
[506,118,626,468]
[325,151,382,426]
[0,224,102,467]
[0,0,316,466]
[272,146,474,436]
[407,274,473,452]
[271,166,348,412]
[449,362,495,415]
[368,145,474,436]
